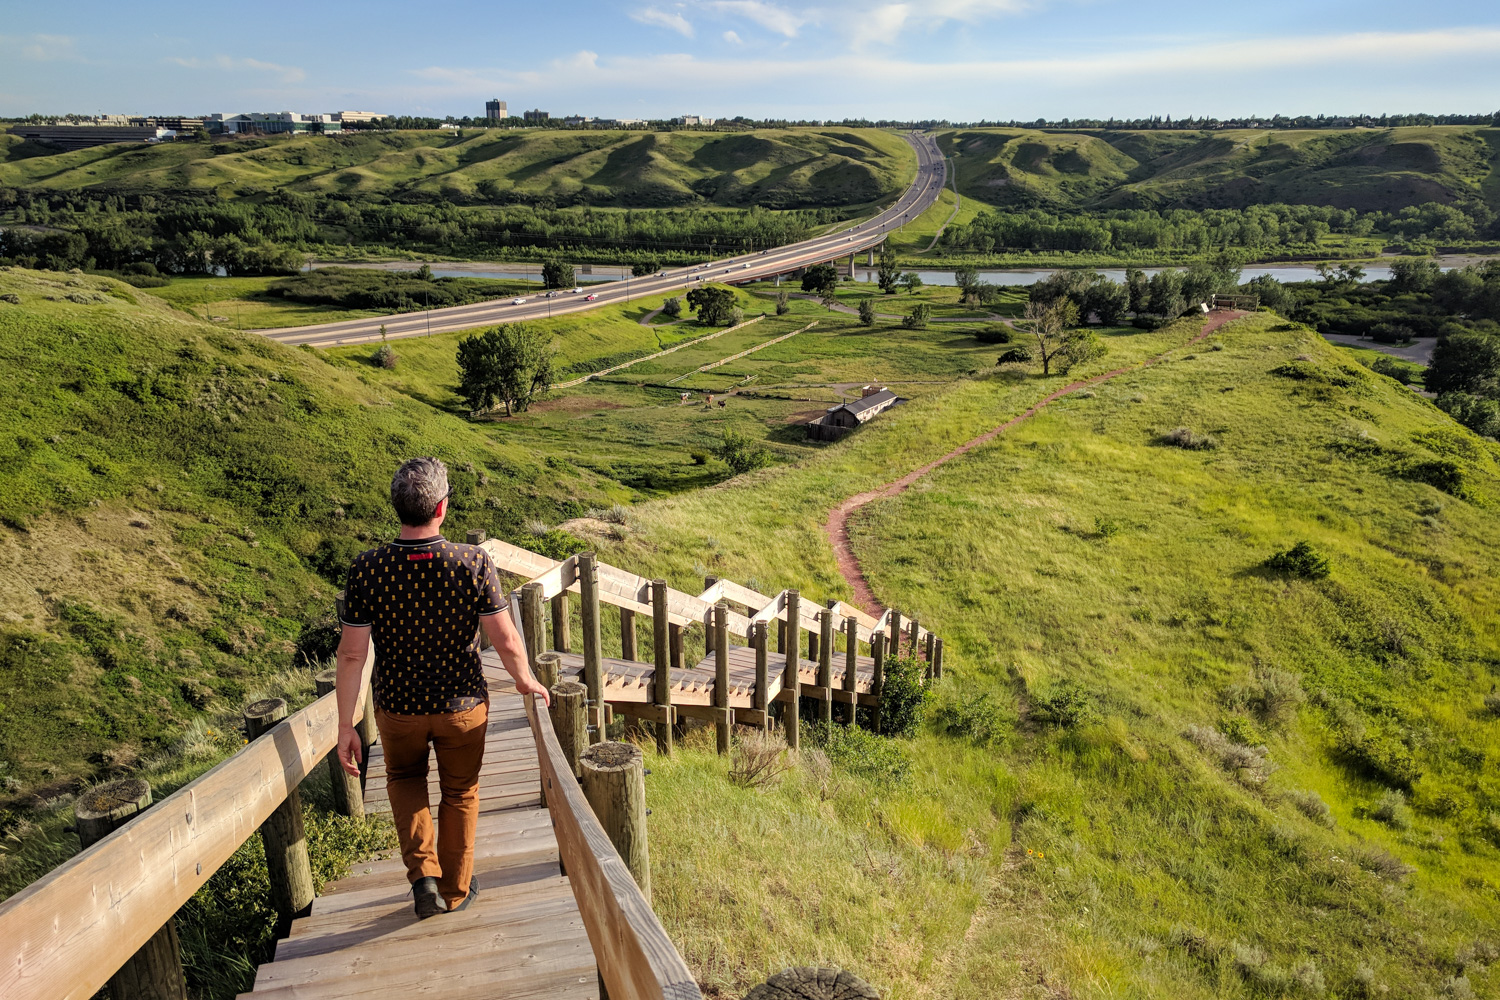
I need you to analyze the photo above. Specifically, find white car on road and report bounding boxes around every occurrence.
[511,297,528,305]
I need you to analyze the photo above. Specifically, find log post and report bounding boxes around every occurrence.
[244,698,315,936]
[925,630,936,664]
[535,651,562,692]
[669,624,684,672]
[314,670,364,821]
[817,605,834,725]
[752,621,770,734]
[550,680,588,779]
[933,638,945,680]
[745,967,880,1000]
[579,552,604,742]
[651,579,674,755]
[75,779,188,1000]
[465,529,486,545]
[520,582,546,668]
[620,608,638,661]
[704,575,719,655]
[909,616,921,662]
[580,742,650,903]
[783,589,801,751]
[808,623,819,665]
[871,630,885,735]
[777,618,786,655]
[713,600,731,754]
[889,610,902,657]
[551,591,571,653]
[842,615,858,726]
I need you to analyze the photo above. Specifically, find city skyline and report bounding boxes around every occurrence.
[0,0,1497,121]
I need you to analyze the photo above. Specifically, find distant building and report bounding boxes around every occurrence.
[13,124,174,150]
[598,118,646,127]
[674,114,716,126]
[204,112,343,135]
[336,111,386,123]
[805,386,901,441]
[523,109,550,124]
[485,99,507,122]
[129,116,204,132]
[561,115,594,126]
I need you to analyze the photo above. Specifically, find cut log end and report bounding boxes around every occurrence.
[746,967,880,1000]
[245,697,287,721]
[75,777,151,823]
[581,740,642,771]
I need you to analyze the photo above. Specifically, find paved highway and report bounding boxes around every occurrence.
[256,132,948,349]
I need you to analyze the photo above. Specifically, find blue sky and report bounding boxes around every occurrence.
[1,1,1497,121]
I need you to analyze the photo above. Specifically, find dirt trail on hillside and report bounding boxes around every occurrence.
[826,311,1249,614]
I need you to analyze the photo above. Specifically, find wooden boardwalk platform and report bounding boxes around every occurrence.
[240,665,599,1000]
[551,646,878,708]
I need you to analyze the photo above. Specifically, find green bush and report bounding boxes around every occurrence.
[1338,728,1421,789]
[878,654,931,738]
[1031,682,1098,727]
[997,348,1033,365]
[933,691,1007,746]
[1371,788,1413,830]
[974,325,1012,345]
[808,722,911,783]
[373,344,397,369]
[1265,541,1331,579]
[902,303,930,330]
[662,296,682,318]
[713,429,773,475]
[1159,426,1219,450]
[1368,356,1413,384]
[1398,458,1470,498]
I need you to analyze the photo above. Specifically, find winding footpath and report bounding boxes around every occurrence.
[826,311,1250,613]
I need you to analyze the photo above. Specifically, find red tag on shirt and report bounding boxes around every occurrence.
[407,552,434,561]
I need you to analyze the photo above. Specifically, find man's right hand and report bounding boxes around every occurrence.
[337,725,363,777]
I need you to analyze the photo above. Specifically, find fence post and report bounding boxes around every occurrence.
[777,618,786,655]
[314,670,364,821]
[807,620,819,665]
[843,615,858,726]
[521,582,546,668]
[579,552,604,742]
[580,742,650,903]
[651,579,674,755]
[714,600,731,754]
[669,624,684,672]
[889,610,903,657]
[933,637,944,680]
[925,630,935,664]
[753,621,770,734]
[817,605,834,725]
[75,778,188,1000]
[871,630,885,735]
[244,698,315,936]
[551,591,572,653]
[909,616,921,662]
[783,590,801,751]
[746,967,879,1000]
[620,608,637,661]
[535,650,562,691]
[551,680,588,779]
[704,575,719,655]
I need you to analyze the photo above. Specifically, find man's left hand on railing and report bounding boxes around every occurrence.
[516,675,552,707]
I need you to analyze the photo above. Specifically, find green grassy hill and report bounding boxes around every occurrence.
[586,314,1500,998]
[942,126,1500,212]
[0,128,914,209]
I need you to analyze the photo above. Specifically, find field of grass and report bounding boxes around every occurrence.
[940,125,1500,213]
[141,276,386,329]
[0,128,916,210]
[576,314,1500,998]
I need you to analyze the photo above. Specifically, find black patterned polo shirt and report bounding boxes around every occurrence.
[340,535,507,715]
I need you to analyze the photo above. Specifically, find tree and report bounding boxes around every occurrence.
[1243,274,1292,315]
[455,323,557,417]
[775,290,790,315]
[1147,269,1186,319]
[1055,328,1106,374]
[1428,331,1500,396]
[876,242,900,294]
[1083,281,1129,325]
[416,263,434,281]
[712,429,772,474]
[542,260,574,289]
[1388,257,1440,293]
[632,258,662,277]
[1023,299,1079,375]
[686,285,736,326]
[858,298,876,326]
[900,271,923,295]
[902,303,930,329]
[801,263,839,298]
[662,296,682,318]
[1126,267,1149,314]
[954,265,980,305]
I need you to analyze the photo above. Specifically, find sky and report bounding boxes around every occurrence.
[1,1,1497,121]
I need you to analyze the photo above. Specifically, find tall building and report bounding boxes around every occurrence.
[523,109,550,124]
[485,99,507,122]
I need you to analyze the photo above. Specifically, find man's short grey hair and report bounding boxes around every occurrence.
[391,457,450,526]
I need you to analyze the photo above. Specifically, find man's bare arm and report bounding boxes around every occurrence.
[481,610,551,706]
[334,624,371,776]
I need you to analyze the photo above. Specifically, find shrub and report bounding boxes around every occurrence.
[1337,728,1421,789]
[1349,842,1415,881]
[712,429,773,475]
[775,291,790,316]
[1159,426,1219,450]
[729,729,790,788]
[1484,689,1500,716]
[878,655,931,738]
[728,306,746,326]
[1185,724,1274,785]
[662,296,682,318]
[933,691,1007,746]
[1055,329,1106,374]
[1370,322,1416,344]
[857,298,875,327]
[901,303,930,330]
[974,325,1012,345]
[1368,356,1413,384]
[0,293,19,305]
[1398,458,1470,498]
[1265,541,1331,579]
[1031,682,1097,728]
[808,723,911,783]
[689,450,710,466]
[1371,788,1413,830]
[1289,789,1335,827]
[997,348,1033,365]
[373,344,397,369]
[1224,665,1306,724]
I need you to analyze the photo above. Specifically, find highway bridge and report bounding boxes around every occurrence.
[256,131,948,349]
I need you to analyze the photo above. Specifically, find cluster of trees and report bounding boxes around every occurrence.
[1027,260,1243,327]
[686,286,740,326]
[939,202,1497,256]
[967,112,1500,130]
[1000,300,1106,375]
[455,323,557,417]
[269,266,512,312]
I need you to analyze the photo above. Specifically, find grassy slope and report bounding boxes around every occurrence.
[941,126,1500,212]
[585,315,1500,998]
[0,128,916,210]
[0,266,625,792]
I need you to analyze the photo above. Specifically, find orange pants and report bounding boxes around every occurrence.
[375,703,489,908]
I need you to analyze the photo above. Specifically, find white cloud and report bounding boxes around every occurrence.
[167,54,306,83]
[723,29,743,44]
[0,33,81,62]
[704,1,807,38]
[632,6,695,37]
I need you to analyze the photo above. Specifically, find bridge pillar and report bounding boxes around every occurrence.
[847,252,857,278]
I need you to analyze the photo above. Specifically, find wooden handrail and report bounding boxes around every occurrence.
[511,604,703,1000]
[0,652,374,1000]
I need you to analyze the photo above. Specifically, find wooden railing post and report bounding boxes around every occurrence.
[704,575,719,655]
[909,616,921,662]
[552,591,572,653]
[244,698,315,936]
[871,630,885,735]
[777,618,786,655]
[752,621,770,734]
[669,623,684,672]
[521,582,546,667]
[551,680,588,779]
[842,614,858,726]
[580,742,650,904]
[783,590,801,751]
[933,638,944,680]
[620,607,638,661]
[807,621,819,665]
[889,610,903,657]
[925,630,935,663]
[651,579,674,755]
[314,670,364,820]
[747,968,879,999]
[535,651,562,691]
[817,604,834,725]
[579,552,604,742]
[713,600,731,754]
[74,779,188,1000]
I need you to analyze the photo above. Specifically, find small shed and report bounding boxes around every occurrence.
[806,386,901,441]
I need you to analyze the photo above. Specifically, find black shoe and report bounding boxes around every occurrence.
[448,877,480,913]
[412,876,446,920]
